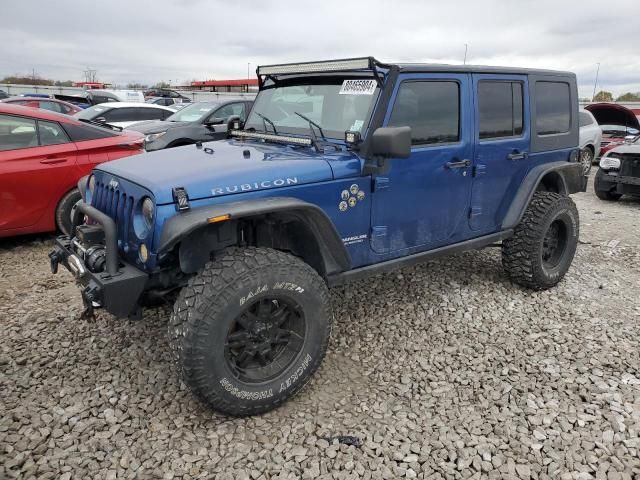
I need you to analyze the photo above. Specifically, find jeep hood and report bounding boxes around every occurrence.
[96,139,360,204]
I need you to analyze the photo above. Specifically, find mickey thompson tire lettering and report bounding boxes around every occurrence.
[168,247,332,416]
[502,192,579,290]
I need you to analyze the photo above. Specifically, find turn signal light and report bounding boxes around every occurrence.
[207,214,231,224]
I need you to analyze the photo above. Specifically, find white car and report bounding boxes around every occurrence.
[578,109,602,175]
[74,102,175,129]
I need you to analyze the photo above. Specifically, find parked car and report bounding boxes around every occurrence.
[585,103,640,157]
[595,135,640,201]
[578,109,602,174]
[74,102,175,129]
[51,57,585,416]
[146,96,187,106]
[0,103,144,237]
[86,89,146,105]
[0,89,8,100]
[144,88,191,103]
[1,96,82,115]
[126,99,253,151]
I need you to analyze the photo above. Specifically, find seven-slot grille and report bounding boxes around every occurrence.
[91,181,135,247]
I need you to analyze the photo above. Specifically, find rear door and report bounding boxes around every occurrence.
[0,115,78,230]
[370,73,474,255]
[469,74,530,234]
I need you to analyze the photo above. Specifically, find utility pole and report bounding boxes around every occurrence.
[592,62,600,102]
[463,44,468,65]
[247,63,251,79]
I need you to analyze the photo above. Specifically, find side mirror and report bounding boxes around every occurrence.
[370,126,411,159]
[205,117,224,127]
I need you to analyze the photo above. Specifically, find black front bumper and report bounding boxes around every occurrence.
[49,202,148,318]
[597,171,640,195]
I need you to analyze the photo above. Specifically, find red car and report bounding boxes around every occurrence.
[585,103,640,156]
[1,96,83,115]
[0,104,144,238]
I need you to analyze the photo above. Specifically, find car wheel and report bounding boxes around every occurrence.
[502,192,579,290]
[55,189,82,235]
[580,148,594,176]
[168,247,332,416]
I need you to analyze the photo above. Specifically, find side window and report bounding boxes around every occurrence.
[388,81,460,145]
[39,101,63,113]
[478,81,524,139]
[214,103,246,120]
[0,114,37,151]
[101,108,131,122]
[579,112,593,127]
[138,108,168,121]
[38,120,70,146]
[535,82,571,135]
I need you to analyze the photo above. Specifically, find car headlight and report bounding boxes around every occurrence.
[133,197,155,239]
[599,155,621,171]
[86,175,96,203]
[145,132,166,143]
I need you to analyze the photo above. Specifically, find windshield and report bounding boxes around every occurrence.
[166,102,219,122]
[74,104,109,120]
[244,80,379,140]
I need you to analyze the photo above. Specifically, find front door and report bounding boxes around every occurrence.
[370,73,474,256]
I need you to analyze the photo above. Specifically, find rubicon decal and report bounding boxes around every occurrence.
[212,177,299,195]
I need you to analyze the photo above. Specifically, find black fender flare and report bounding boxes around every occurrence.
[157,196,352,276]
[502,161,585,230]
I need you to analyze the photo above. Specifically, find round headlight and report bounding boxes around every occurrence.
[142,197,154,229]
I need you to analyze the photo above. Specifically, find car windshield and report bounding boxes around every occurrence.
[166,102,219,122]
[75,104,108,120]
[244,79,380,140]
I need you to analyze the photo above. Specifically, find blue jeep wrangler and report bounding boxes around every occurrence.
[50,57,586,415]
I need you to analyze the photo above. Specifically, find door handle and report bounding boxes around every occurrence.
[40,157,67,165]
[507,151,528,161]
[445,159,471,169]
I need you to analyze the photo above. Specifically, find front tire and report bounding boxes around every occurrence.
[502,192,579,290]
[169,247,332,416]
[55,189,82,235]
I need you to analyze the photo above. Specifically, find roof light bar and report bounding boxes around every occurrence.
[231,130,312,146]
[258,57,373,76]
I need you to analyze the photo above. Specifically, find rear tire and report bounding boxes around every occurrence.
[580,148,593,176]
[502,192,579,290]
[55,189,82,235]
[169,247,332,416]
[594,169,622,201]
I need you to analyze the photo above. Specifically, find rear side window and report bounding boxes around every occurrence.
[38,120,70,146]
[0,114,37,151]
[579,111,594,127]
[478,81,524,139]
[137,108,169,121]
[535,82,571,135]
[388,81,460,145]
[62,122,116,141]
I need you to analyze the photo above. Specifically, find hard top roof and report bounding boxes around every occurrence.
[0,103,78,123]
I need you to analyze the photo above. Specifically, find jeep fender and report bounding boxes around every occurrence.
[157,197,352,276]
[502,161,585,230]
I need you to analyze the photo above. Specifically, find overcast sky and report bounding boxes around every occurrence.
[2,0,639,98]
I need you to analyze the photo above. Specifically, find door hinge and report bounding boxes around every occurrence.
[473,164,487,177]
[373,176,390,192]
[370,226,389,254]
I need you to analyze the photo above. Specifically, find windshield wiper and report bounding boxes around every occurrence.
[78,118,122,132]
[294,111,327,152]
[254,112,278,135]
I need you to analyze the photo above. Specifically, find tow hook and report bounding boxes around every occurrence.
[48,250,60,274]
[80,285,100,321]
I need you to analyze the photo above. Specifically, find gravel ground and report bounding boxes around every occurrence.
[1,172,640,480]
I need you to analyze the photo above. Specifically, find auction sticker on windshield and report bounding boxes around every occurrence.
[339,79,376,95]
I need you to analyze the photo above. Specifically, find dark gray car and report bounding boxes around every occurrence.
[126,99,253,151]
